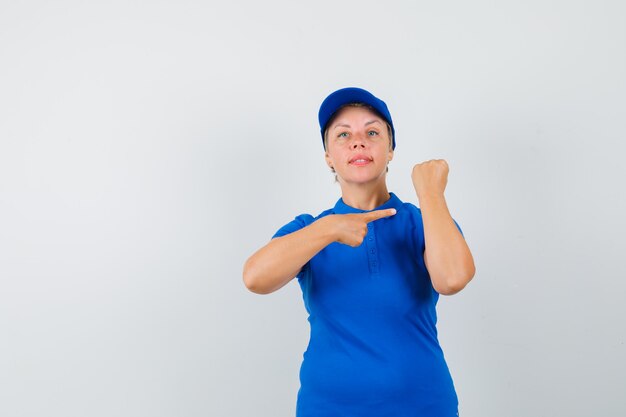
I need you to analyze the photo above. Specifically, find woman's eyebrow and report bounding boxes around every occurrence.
[332,120,382,130]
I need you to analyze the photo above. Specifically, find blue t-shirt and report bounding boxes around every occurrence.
[272,192,464,417]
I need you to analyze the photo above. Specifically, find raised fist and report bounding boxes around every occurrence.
[411,159,449,199]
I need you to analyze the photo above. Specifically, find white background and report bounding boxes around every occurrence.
[1,1,625,416]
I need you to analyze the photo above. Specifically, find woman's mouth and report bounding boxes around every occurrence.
[350,159,371,166]
[349,155,373,166]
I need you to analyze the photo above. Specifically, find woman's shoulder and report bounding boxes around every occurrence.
[271,207,335,239]
[400,201,421,214]
[396,199,423,223]
[290,206,336,224]
[397,197,464,237]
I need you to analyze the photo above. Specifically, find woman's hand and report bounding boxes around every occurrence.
[411,159,449,200]
[324,209,397,247]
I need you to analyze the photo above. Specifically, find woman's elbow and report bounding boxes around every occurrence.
[243,258,261,293]
[434,281,463,296]
[243,257,275,295]
[434,269,475,296]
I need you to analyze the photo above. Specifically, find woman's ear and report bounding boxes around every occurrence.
[325,151,333,169]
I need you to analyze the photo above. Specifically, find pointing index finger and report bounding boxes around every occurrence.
[361,208,397,223]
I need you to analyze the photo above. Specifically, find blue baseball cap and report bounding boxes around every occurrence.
[318,87,396,150]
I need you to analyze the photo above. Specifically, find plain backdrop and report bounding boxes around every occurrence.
[1,1,625,416]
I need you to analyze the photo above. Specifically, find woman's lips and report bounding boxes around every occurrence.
[349,155,373,166]
[350,158,371,166]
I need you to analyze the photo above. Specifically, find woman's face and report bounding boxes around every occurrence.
[324,105,394,185]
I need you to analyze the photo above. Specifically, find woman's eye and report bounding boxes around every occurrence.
[338,132,349,138]
[368,130,379,136]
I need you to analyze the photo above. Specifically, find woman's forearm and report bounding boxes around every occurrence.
[243,217,336,294]
[418,193,476,295]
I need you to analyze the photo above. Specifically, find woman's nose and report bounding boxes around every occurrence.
[351,134,366,148]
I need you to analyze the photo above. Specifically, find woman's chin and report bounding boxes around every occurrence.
[338,173,386,185]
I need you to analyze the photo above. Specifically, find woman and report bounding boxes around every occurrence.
[243,87,475,416]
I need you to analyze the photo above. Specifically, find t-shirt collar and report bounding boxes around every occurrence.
[333,192,403,214]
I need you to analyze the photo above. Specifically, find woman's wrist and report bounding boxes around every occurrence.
[313,215,338,244]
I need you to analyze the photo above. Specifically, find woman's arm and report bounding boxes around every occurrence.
[243,217,335,294]
[412,159,476,296]
[420,193,475,295]
[243,209,397,295]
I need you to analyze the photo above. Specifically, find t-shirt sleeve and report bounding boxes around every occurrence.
[271,214,315,280]
[272,213,315,238]
[410,205,465,258]
[453,218,464,238]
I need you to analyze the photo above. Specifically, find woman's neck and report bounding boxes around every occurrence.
[338,180,391,211]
